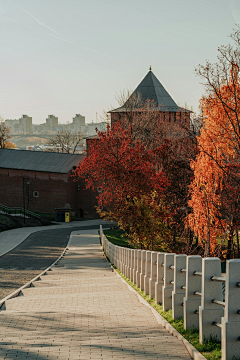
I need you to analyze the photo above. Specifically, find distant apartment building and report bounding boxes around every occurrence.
[73,114,85,127]
[46,115,58,127]
[19,115,32,134]
[32,115,59,134]
[5,115,32,134]
[5,119,19,134]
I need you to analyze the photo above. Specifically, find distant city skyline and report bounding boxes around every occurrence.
[0,0,240,124]
[5,113,94,125]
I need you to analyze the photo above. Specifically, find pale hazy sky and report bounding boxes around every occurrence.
[0,0,240,124]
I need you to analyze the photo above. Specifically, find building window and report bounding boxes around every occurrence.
[33,191,39,198]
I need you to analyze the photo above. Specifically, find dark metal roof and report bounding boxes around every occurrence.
[0,149,84,174]
[111,70,190,113]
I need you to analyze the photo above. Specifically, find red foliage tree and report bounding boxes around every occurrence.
[75,122,171,248]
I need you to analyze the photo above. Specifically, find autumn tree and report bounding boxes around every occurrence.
[0,121,11,149]
[121,192,171,251]
[47,131,84,153]
[5,141,17,149]
[75,122,171,248]
[188,27,240,257]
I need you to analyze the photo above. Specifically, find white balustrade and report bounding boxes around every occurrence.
[100,227,240,360]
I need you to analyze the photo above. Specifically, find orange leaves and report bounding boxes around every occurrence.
[188,69,240,256]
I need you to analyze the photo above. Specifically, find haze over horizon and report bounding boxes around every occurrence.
[0,0,240,124]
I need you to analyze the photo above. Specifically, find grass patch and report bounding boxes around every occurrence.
[104,228,129,247]
[115,269,221,360]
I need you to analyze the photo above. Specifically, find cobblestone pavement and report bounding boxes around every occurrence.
[0,224,110,300]
[0,229,192,360]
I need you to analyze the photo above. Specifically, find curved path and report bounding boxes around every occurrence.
[0,220,112,299]
[0,228,192,360]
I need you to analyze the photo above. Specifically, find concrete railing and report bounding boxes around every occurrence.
[100,226,240,360]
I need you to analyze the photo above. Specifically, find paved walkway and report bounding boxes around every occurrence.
[0,220,113,300]
[0,219,110,257]
[0,229,192,360]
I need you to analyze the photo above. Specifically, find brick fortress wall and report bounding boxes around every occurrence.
[0,168,98,218]
[111,111,191,137]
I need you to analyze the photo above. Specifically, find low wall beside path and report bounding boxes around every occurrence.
[100,225,240,360]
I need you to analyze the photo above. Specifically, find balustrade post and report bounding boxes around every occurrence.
[125,248,129,277]
[126,248,130,278]
[111,243,113,263]
[115,246,117,268]
[119,247,123,273]
[127,248,130,279]
[118,247,121,269]
[131,249,137,284]
[106,239,108,258]
[144,251,152,295]
[129,249,134,282]
[123,248,127,276]
[100,225,103,245]
[116,246,121,270]
[121,248,124,274]
[184,255,202,330]
[110,243,112,263]
[172,254,187,319]
[221,259,240,360]
[199,258,223,343]
[115,246,118,268]
[136,250,142,288]
[162,253,175,311]
[103,234,105,253]
[155,253,165,304]
[140,250,147,291]
[113,245,116,267]
[103,234,106,251]
[114,245,116,266]
[149,252,157,300]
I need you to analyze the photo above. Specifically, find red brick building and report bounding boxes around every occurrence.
[110,68,191,135]
[0,149,98,218]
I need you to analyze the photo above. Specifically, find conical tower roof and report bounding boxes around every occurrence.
[111,69,189,113]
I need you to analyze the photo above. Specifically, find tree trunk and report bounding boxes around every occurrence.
[237,230,240,258]
[188,230,194,254]
[195,236,198,247]
[227,232,234,259]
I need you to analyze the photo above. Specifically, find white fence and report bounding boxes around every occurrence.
[100,225,240,360]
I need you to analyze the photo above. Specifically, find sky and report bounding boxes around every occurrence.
[0,0,240,124]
